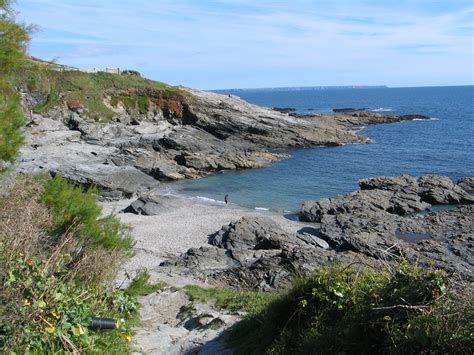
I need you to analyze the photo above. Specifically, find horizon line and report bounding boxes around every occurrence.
[209,84,474,92]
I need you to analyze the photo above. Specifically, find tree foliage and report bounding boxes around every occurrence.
[0,0,30,163]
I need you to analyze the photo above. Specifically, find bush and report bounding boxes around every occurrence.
[0,253,138,353]
[0,1,30,163]
[41,174,134,251]
[121,70,141,77]
[0,88,25,163]
[230,263,473,354]
[0,176,138,353]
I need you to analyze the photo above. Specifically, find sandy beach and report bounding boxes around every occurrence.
[102,195,317,286]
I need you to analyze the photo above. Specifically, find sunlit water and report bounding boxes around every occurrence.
[161,86,474,213]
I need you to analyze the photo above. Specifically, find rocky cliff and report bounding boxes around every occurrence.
[16,67,429,199]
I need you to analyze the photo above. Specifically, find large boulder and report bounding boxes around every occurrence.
[209,217,298,251]
[123,195,182,215]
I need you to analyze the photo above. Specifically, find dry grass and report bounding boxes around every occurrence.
[0,175,125,286]
[0,175,53,257]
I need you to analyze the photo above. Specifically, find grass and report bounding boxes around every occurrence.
[228,263,474,355]
[13,60,188,121]
[0,175,139,353]
[125,270,166,297]
[183,285,277,314]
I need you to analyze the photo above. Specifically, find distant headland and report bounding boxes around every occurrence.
[212,85,388,93]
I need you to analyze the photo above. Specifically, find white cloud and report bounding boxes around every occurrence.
[17,0,474,88]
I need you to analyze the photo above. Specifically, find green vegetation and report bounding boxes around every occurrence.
[0,0,30,163]
[14,61,187,121]
[0,175,139,352]
[184,285,277,314]
[125,270,166,297]
[229,263,473,355]
[121,69,141,77]
[41,174,134,251]
[110,95,149,114]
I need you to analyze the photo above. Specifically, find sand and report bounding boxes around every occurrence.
[101,196,316,285]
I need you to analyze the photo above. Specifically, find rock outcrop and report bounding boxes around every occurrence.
[301,175,473,222]
[161,175,473,290]
[18,84,431,199]
[301,175,473,280]
[122,195,182,215]
[160,216,368,290]
[458,177,474,192]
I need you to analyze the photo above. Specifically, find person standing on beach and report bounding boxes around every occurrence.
[224,194,229,205]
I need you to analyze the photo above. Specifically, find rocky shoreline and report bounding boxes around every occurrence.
[18,87,432,200]
[159,175,473,289]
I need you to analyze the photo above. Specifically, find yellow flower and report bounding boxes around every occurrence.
[26,259,34,266]
[45,326,55,333]
[51,310,60,319]
[119,332,132,343]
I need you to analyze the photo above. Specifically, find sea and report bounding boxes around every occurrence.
[161,86,474,213]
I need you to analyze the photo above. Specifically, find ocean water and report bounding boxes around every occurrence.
[162,86,474,213]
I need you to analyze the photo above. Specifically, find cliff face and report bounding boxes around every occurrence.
[16,67,418,199]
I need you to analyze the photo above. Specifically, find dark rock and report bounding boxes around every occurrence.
[417,175,473,204]
[458,177,474,192]
[272,107,296,114]
[123,195,182,215]
[301,175,474,281]
[302,175,473,223]
[160,216,371,290]
[333,108,367,113]
[209,217,297,251]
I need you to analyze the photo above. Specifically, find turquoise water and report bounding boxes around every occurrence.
[162,86,474,213]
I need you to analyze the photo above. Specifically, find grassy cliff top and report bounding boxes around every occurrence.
[13,58,188,121]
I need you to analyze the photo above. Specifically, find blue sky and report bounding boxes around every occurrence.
[16,0,474,89]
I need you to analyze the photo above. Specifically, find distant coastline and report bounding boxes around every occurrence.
[212,85,388,93]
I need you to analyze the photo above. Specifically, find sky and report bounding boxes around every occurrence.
[15,0,474,90]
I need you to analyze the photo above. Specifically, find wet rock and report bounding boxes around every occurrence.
[301,176,474,280]
[273,107,296,114]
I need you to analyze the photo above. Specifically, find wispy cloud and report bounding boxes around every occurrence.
[17,0,474,88]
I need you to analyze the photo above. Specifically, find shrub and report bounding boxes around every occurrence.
[41,174,134,251]
[230,263,473,354]
[0,88,25,163]
[0,253,138,353]
[122,70,141,77]
[0,176,138,353]
[0,0,30,163]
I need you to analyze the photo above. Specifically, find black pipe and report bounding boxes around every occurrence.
[90,317,117,330]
